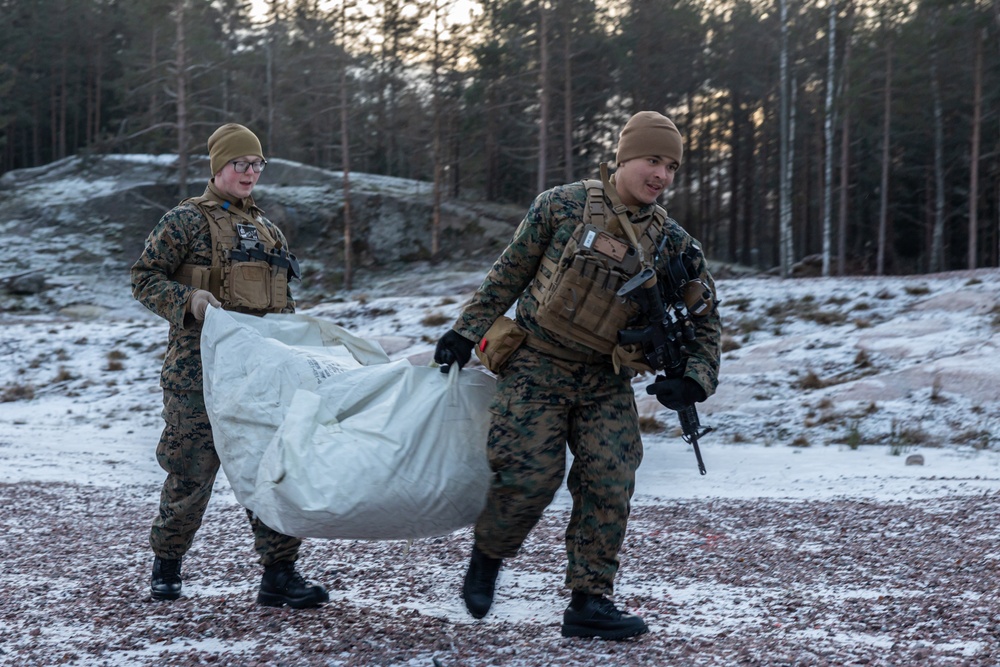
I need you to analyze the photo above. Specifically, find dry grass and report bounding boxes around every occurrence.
[797,370,826,390]
[890,420,931,454]
[730,315,763,335]
[420,312,451,328]
[720,334,741,352]
[726,296,753,312]
[638,414,664,433]
[765,296,847,327]
[789,434,811,447]
[951,428,992,449]
[1,383,35,402]
[102,348,126,371]
[803,309,847,325]
[52,366,75,383]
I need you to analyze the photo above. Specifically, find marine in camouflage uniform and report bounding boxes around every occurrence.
[131,123,328,609]
[434,112,721,640]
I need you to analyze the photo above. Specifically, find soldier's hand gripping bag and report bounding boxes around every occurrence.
[474,316,527,374]
[200,307,495,540]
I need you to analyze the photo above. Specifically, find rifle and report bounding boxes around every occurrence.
[617,267,712,475]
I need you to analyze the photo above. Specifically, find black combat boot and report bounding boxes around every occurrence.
[256,561,330,609]
[561,591,649,640]
[462,545,502,619]
[150,556,182,601]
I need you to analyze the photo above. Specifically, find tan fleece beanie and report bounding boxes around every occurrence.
[615,111,683,166]
[207,123,264,176]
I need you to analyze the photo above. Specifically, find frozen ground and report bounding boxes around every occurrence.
[1,259,999,666]
[1,153,999,665]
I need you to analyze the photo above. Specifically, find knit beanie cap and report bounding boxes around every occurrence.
[208,123,264,176]
[615,111,683,166]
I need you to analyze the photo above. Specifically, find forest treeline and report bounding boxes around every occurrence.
[1,0,997,276]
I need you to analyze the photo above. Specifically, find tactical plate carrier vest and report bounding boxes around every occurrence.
[529,164,666,361]
[171,194,299,313]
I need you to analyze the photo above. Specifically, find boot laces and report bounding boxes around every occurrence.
[273,561,308,589]
[471,551,500,586]
[593,595,623,618]
[160,559,181,580]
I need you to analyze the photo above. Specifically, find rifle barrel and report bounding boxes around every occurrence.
[677,405,710,475]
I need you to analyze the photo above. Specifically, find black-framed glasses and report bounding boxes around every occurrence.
[231,159,267,173]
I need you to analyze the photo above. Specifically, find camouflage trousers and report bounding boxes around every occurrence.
[474,346,643,596]
[150,389,301,566]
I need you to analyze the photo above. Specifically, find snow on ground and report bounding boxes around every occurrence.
[1,158,999,665]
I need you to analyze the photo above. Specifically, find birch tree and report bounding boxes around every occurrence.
[928,5,946,273]
[837,0,855,275]
[822,0,836,276]
[779,0,793,277]
[537,0,550,193]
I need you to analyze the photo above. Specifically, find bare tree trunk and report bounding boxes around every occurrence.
[485,113,499,200]
[729,93,740,264]
[822,0,836,277]
[430,0,445,260]
[877,34,892,276]
[929,9,946,273]
[537,0,550,193]
[150,26,159,129]
[778,0,793,277]
[562,9,573,184]
[995,0,1000,266]
[838,108,850,274]
[53,46,68,160]
[264,0,285,151]
[50,76,57,161]
[174,0,189,198]
[786,74,797,270]
[837,2,854,275]
[96,42,104,142]
[86,63,94,147]
[968,27,983,269]
[340,8,354,290]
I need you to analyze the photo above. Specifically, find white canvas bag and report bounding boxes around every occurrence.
[201,307,494,540]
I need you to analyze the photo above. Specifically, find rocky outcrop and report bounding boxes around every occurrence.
[0,154,522,291]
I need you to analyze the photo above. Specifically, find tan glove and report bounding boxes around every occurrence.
[188,289,221,322]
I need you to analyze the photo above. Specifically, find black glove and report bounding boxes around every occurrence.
[434,330,475,373]
[646,376,706,411]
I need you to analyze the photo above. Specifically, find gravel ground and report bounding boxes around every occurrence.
[2,481,999,667]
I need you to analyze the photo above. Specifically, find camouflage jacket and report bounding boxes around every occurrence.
[131,183,295,392]
[454,179,722,396]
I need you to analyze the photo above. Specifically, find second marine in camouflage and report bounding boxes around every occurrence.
[131,123,329,609]
[435,110,721,640]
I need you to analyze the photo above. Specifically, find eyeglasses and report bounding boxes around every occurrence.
[231,159,267,173]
